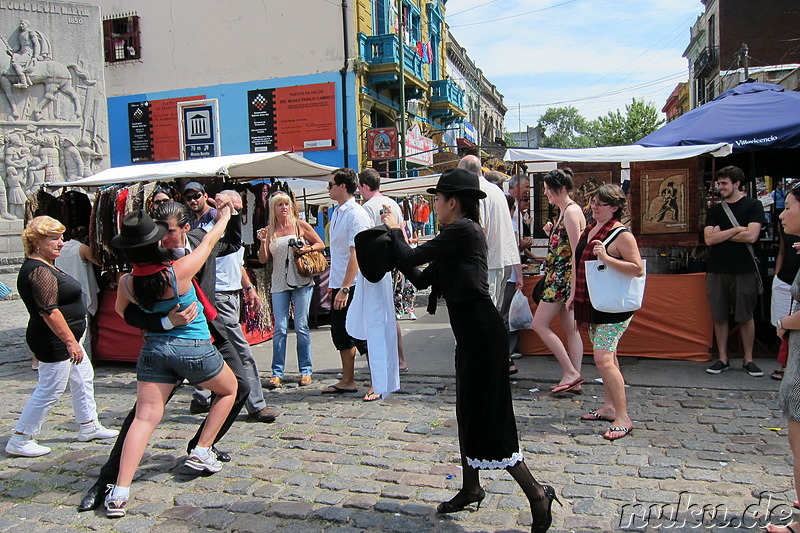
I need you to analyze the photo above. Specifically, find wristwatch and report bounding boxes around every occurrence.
[244,285,255,292]
[341,287,350,294]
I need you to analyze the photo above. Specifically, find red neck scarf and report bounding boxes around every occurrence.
[131,262,171,277]
[573,218,619,328]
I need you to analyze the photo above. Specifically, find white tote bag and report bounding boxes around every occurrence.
[585,228,646,313]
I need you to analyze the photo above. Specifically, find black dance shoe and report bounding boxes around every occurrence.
[77,480,112,512]
[531,485,562,533]
[436,487,486,513]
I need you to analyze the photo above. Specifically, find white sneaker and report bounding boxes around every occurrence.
[185,448,223,473]
[409,312,418,320]
[77,421,119,442]
[5,434,51,457]
[104,486,128,518]
[510,352,523,360]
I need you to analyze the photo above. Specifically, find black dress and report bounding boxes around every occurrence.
[390,218,522,469]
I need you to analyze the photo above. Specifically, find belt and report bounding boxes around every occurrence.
[216,289,242,294]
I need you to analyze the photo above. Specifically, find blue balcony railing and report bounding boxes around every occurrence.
[429,78,464,110]
[358,33,426,82]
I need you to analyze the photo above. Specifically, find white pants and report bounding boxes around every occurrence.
[772,276,793,326]
[488,266,513,310]
[15,348,98,435]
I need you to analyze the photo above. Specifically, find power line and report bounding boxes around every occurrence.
[448,0,578,29]
[447,0,503,19]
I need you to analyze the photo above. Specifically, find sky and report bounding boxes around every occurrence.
[446,0,704,131]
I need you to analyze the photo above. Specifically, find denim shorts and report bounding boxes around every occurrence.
[137,336,224,385]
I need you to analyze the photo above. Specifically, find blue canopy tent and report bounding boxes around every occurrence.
[637,82,800,152]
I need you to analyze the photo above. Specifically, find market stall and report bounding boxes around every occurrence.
[37,152,336,362]
[504,143,731,360]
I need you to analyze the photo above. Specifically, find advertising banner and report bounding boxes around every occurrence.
[367,127,398,161]
[405,124,436,166]
[248,82,337,153]
[127,95,204,163]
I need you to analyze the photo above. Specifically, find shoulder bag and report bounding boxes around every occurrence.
[585,227,646,313]
[293,222,328,278]
[719,201,764,295]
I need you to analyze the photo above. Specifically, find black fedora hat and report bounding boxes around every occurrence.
[427,168,486,199]
[354,224,397,283]
[111,210,168,249]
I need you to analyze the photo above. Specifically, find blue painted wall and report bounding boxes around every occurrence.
[106,71,359,170]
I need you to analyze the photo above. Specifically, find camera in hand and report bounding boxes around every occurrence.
[288,238,304,249]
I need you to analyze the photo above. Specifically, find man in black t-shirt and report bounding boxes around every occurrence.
[704,166,767,377]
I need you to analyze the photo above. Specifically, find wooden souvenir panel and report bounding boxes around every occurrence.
[640,169,689,234]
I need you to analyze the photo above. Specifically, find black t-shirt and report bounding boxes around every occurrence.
[705,196,766,274]
[17,258,86,362]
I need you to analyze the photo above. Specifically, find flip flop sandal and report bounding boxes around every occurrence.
[363,392,382,402]
[321,385,358,394]
[772,370,785,381]
[579,409,614,422]
[603,426,632,441]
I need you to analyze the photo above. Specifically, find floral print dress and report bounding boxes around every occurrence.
[541,215,573,303]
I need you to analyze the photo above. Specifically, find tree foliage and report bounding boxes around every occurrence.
[538,106,595,149]
[537,99,665,148]
[593,99,665,147]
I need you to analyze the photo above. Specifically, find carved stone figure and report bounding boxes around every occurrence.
[77,137,102,177]
[60,136,82,181]
[5,19,51,89]
[39,134,63,183]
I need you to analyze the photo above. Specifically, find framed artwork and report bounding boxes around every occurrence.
[641,169,689,234]
[539,171,611,227]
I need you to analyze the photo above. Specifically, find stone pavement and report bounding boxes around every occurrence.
[0,274,794,532]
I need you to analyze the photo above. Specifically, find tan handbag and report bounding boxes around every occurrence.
[293,223,328,277]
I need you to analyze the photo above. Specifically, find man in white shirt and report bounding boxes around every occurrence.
[458,155,520,309]
[322,168,371,395]
[358,168,407,396]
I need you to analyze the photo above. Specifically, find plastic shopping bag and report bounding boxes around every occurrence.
[509,289,533,331]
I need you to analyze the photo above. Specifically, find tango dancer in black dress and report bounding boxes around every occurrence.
[380,168,561,532]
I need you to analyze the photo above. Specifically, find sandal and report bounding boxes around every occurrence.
[299,374,312,386]
[772,369,785,381]
[603,426,632,441]
[579,409,614,422]
[265,376,282,390]
[363,391,382,402]
[551,378,585,394]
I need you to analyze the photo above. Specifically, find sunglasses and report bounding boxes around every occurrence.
[590,198,610,207]
[153,198,171,206]
[327,181,337,190]
[184,192,203,201]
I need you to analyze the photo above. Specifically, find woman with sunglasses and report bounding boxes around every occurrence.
[567,184,643,441]
[534,168,586,394]
[147,184,178,215]
[257,191,324,388]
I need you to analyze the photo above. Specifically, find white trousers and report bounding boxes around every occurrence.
[15,348,98,435]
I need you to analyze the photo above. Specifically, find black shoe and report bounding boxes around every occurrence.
[436,487,486,513]
[531,485,562,533]
[706,360,730,374]
[743,361,764,377]
[77,481,112,512]
[190,399,210,414]
[212,446,231,463]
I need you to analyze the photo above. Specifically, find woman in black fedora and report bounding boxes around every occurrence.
[381,168,560,532]
[104,205,238,518]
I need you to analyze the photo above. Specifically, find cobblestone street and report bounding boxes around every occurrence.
[0,285,793,533]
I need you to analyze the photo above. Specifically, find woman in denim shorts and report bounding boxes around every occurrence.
[105,202,238,518]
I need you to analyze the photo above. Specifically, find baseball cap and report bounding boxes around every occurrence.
[183,181,205,194]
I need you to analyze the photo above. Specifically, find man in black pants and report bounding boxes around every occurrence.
[79,199,270,511]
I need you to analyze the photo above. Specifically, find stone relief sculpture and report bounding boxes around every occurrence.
[0,4,109,219]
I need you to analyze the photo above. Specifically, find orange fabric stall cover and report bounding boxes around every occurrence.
[518,273,712,361]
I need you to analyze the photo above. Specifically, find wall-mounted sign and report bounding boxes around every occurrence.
[127,95,205,163]
[179,99,221,160]
[367,127,398,161]
[405,124,436,166]
[248,82,337,153]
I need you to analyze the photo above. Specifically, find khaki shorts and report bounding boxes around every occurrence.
[706,272,760,323]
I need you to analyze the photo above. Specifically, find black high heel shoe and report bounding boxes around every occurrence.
[531,485,562,533]
[436,487,486,513]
